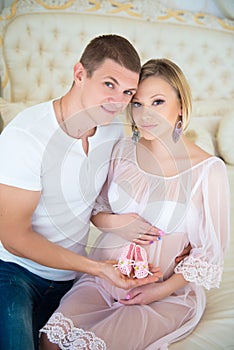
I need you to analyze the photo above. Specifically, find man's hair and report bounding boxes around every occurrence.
[80,34,141,77]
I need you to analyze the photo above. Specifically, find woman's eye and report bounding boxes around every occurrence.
[153,99,164,106]
[105,82,114,88]
[132,101,142,108]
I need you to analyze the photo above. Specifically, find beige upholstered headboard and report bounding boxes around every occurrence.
[0,0,233,123]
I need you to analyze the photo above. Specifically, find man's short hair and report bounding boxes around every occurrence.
[80,34,141,77]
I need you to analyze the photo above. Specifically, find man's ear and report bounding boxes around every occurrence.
[73,62,86,85]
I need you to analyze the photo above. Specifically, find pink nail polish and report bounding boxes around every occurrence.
[158,230,165,236]
[125,294,131,300]
[149,240,154,244]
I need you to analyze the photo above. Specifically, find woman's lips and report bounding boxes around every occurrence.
[140,124,158,130]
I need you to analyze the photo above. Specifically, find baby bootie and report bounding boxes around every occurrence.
[115,242,136,277]
[133,244,152,279]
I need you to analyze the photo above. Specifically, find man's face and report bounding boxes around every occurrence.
[76,59,139,126]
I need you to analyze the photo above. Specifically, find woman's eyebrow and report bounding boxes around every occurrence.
[150,94,165,99]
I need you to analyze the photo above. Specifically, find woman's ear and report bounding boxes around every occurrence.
[73,62,85,85]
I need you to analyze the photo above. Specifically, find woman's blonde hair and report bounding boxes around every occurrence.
[137,58,192,129]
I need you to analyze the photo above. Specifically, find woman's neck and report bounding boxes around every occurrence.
[136,136,191,176]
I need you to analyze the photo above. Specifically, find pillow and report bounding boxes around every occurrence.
[185,116,220,155]
[217,114,234,165]
[0,98,30,127]
[192,99,233,118]
[187,116,221,138]
[185,129,215,155]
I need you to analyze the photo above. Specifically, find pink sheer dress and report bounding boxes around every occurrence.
[41,138,230,350]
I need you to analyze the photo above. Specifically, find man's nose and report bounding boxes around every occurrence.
[107,91,124,103]
[106,95,128,112]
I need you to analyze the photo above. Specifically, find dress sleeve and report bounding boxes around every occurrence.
[175,158,230,290]
[91,179,112,215]
[92,140,124,216]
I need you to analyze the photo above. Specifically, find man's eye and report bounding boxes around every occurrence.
[105,82,114,88]
[153,99,164,105]
[124,90,133,96]
[132,101,142,108]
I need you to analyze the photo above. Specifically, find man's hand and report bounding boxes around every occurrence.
[100,260,162,290]
[175,243,192,264]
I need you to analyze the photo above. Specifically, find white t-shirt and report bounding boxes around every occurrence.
[0,100,123,280]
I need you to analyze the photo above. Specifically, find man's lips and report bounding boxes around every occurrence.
[101,103,124,114]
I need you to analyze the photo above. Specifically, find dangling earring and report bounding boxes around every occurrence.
[172,120,183,143]
[132,123,140,144]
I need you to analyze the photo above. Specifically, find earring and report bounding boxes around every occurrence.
[172,120,183,143]
[132,124,140,144]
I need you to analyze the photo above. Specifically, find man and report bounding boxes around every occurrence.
[0,35,162,350]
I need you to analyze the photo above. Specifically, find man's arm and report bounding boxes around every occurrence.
[0,184,100,272]
[175,243,192,264]
[0,184,161,289]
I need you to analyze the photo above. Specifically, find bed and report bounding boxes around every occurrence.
[0,0,233,348]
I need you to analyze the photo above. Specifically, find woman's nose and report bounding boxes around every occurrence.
[142,107,154,121]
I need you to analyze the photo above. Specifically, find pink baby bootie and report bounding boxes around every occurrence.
[133,244,153,279]
[115,242,136,277]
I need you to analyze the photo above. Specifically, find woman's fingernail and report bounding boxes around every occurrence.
[149,240,154,244]
[158,230,165,236]
[125,294,131,300]
[157,236,162,241]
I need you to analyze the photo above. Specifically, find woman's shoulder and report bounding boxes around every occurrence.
[184,137,221,167]
[111,137,135,164]
[113,136,134,152]
[181,137,228,181]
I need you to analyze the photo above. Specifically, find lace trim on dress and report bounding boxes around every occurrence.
[174,256,222,290]
[40,312,107,350]
[92,203,112,216]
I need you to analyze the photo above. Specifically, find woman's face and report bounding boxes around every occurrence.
[131,75,181,141]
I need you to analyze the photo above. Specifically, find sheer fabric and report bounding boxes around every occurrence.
[41,138,230,350]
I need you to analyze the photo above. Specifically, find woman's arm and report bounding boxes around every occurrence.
[91,212,162,244]
[119,273,188,305]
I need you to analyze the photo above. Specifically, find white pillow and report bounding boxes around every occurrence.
[188,116,221,136]
[217,114,234,165]
[0,98,30,127]
[185,129,215,155]
[192,99,233,118]
[186,116,220,155]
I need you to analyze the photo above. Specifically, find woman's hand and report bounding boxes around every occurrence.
[119,283,161,305]
[118,213,165,244]
[92,212,164,244]
[119,273,188,305]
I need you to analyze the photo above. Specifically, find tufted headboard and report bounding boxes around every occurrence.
[0,0,233,148]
